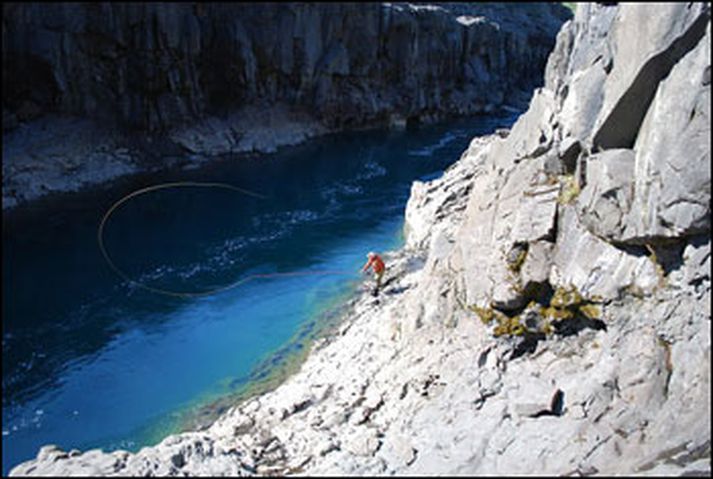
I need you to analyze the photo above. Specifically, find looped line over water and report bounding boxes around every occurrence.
[98,182,262,298]
[98,181,354,298]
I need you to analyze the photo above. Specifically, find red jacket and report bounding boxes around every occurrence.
[362,254,385,274]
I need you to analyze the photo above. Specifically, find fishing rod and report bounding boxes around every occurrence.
[97,181,357,298]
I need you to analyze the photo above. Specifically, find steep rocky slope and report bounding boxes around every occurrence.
[2,3,569,209]
[9,3,710,476]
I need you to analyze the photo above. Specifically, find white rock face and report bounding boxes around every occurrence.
[624,23,711,242]
[10,3,711,477]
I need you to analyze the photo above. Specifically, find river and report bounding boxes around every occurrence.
[1,114,516,473]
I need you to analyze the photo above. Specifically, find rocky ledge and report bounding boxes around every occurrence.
[9,2,711,476]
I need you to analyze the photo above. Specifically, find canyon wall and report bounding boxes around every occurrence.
[2,2,569,133]
[2,2,570,210]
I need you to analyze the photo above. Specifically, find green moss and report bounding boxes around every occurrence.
[540,304,574,321]
[539,284,603,333]
[493,324,508,337]
[490,314,524,336]
[550,285,584,309]
[540,319,554,335]
[470,304,524,337]
[510,321,526,336]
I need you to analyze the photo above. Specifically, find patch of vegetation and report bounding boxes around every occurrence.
[541,284,601,323]
[493,314,527,338]
[557,174,580,205]
[468,284,605,341]
[645,243,667,288]
[506,242,529,274]
[468,304,506,325]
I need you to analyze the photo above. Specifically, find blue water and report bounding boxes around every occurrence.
[1,114,516,473]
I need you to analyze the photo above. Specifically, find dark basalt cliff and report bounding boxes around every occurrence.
[2,2,570,133]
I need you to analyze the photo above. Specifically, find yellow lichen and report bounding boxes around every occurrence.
[506,247,528,274]
[579,303,601,320]
[550,285,584,309]
[557,174,581,205]
[469,304,495,324]
[645,243,667,287]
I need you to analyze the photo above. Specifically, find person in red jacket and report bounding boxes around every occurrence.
[362,251,386,296]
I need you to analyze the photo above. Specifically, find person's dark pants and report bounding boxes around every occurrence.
[373,270,384,296]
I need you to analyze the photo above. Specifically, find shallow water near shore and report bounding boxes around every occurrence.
[1,113,516,473]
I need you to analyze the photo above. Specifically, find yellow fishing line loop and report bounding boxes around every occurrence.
[98,181,355,298]
[97,181,269,298]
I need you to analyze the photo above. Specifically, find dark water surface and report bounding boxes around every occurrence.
[2,114,515,473]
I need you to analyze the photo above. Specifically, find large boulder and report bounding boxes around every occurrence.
[622,23,711,243]
[591,3,710,150]
[551,205,659,300]
[576,148,635,242]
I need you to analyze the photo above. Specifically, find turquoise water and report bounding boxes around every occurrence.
[1,114,515,473]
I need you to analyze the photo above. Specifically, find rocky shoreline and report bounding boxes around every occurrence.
[10,128,710,475]
[2,103,331,210]
[2,99,527,212]
[7,2,711,476]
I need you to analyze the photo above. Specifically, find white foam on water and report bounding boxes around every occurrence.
[408,131,464,157]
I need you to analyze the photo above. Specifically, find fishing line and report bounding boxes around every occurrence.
[98,181,357,298]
